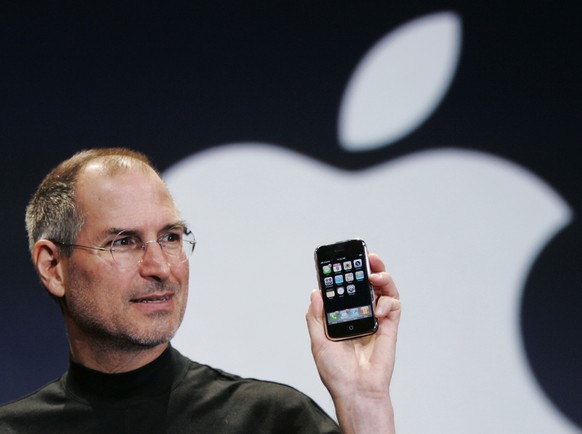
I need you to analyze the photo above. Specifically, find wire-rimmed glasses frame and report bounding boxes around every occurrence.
[52,225,196,270]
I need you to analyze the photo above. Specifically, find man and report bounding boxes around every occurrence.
[0,148,401,433]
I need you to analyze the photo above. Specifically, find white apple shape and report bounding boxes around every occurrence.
[165,144,576,433]
[164,9,577,433]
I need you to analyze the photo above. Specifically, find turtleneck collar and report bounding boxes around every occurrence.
[65,345,179,404]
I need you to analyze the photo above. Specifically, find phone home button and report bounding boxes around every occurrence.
[348,325,354,331]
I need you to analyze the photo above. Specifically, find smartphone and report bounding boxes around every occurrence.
[314,239,378,341]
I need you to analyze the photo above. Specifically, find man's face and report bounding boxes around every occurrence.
[61,163,189,350]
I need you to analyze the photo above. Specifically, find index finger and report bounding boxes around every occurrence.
[369,252,386,273]
[368,253,399,299]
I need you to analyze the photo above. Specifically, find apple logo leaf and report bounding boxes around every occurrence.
[338,11,462,151]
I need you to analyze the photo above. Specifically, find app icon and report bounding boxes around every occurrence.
[324,277,333,286]
[355,270,365,281]
[333,263,342,273]
[347,284,356,294]
[322,264,332,275]
[360,305,371,316]
[353,259,363,268]
[345,272,354,282]
[350,308,360,318]
[334,274,344,285]
[329,312,339,322]
[340,310,350,319]
[326,289,335,298]
[337,286,345,295]
[343,261,352,270]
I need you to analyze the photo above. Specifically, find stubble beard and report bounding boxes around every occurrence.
[64,275,187,353]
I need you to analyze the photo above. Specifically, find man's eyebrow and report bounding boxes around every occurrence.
[107,228,138,237]
[105,221,188,237]
[163,221,188,231]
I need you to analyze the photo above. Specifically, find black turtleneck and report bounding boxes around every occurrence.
[0,346,340,433]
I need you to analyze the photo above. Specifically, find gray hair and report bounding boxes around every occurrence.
[25,148,158,256]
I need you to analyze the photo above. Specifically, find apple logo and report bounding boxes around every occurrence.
[165,12,579,433]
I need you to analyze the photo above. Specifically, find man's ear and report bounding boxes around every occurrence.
[32,240,67,298]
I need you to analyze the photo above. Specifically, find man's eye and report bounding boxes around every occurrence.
[112,236,138,249]
[161,232,181,244]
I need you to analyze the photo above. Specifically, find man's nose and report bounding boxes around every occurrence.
[138,240,171,281]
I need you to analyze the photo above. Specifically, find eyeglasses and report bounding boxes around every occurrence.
[53,225,196,270]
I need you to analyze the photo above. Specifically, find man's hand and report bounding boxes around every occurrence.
[306,253,401,434]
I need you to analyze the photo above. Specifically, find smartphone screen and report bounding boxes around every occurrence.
[315,239,378,340]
